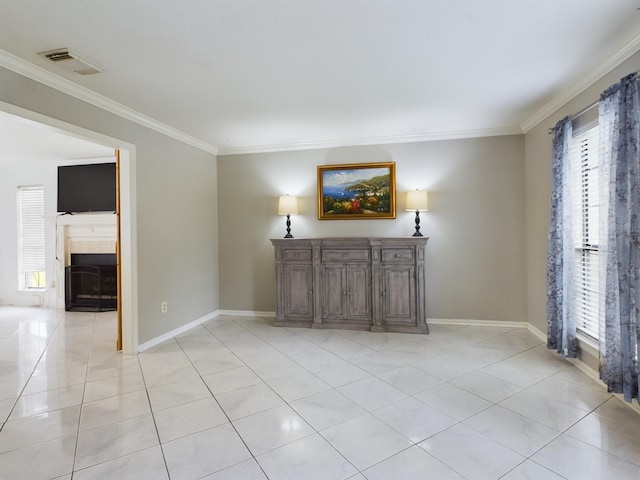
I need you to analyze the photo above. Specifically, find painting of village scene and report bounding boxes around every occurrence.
[317,162,396,219]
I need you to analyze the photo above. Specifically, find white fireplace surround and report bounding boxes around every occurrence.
[56,212,117,307]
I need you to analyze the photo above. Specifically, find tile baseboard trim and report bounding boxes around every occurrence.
[527,323,640,415]
[525,323,548,342]
[137,309,221,352]
[428,318,529,329]
[217,309,276,317]
[138,309,275,352]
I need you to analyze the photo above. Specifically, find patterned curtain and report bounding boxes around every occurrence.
[547,116,577,358]
[598,73,640,403]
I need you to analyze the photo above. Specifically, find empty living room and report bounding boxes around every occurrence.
[1,1,639,479]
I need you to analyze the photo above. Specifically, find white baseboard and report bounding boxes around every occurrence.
[428,318,529,329]
[217,309,276,317]
[137,309,221,352]
[525,323,548,342]
[526,323,640,415]
[566,351,640,414]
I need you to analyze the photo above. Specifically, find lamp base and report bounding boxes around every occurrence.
[412,211,423,237]
[283,214,294,238]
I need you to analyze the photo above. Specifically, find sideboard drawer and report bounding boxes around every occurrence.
[381,248,414,263]
[322,249,370,262]
[283,249,312,262]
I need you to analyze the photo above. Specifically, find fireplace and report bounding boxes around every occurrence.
[65,253,117,312]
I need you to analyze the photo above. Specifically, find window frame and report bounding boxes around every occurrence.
[570,126,601,341]
[17,184,47,291]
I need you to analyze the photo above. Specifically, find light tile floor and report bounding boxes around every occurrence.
[1,306,639,479]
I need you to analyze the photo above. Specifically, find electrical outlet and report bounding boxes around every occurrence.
[161,301,168,314]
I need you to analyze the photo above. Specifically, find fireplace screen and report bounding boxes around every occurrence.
[65,254,117,312]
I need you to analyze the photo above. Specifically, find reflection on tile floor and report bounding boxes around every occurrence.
[1,306,639,479]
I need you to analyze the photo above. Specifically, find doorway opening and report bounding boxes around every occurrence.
[0,101,137,353]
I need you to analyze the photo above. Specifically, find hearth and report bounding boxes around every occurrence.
[65,253,117,312]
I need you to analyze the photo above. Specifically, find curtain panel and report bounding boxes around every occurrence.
[547,116,577,358]
[598,73,640,403]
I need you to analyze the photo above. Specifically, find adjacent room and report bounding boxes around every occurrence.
[0,1,639,479]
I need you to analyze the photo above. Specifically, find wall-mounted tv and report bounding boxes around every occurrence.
[57,162,116,213]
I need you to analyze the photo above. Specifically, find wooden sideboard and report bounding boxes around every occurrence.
[270,237,429,334]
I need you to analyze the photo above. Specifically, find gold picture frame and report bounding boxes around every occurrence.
[317,162,396,220]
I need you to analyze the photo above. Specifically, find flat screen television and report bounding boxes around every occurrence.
[57,163,116,213]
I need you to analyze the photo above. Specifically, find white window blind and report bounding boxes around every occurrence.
[570,127,600,339]
[17,185,46,289]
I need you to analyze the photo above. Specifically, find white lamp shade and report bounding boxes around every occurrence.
[405,190,429,211]
[278,195,299,215]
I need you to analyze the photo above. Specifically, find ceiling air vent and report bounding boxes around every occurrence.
[38,48,102,75]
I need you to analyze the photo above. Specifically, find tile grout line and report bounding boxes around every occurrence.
[69,311,98,479]
[0,310,66,433]
[136,339,173,480]
[173,328,273,479]
[202,317,359,479]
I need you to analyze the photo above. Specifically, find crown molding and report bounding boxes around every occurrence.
[0,49,218,155]
[217,125,523,156]
[521,33,640,133]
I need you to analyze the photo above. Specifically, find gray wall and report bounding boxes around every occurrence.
[0,66,219,344]
[218,135,527,322]
[524,50,640,338]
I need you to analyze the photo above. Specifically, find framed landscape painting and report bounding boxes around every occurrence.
[317,162,396,220]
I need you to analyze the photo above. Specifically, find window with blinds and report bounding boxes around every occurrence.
[570,127,600,339]
[17,185,46,290]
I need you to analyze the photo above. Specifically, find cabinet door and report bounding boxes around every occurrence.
[323,264,347,320]
[346,264,371,322]
[283,264,314,320]
[381,265,416,325]
[322,264,372,325]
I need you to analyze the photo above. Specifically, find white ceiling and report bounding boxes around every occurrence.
[0,111,114,163]
[1,0,640,156]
